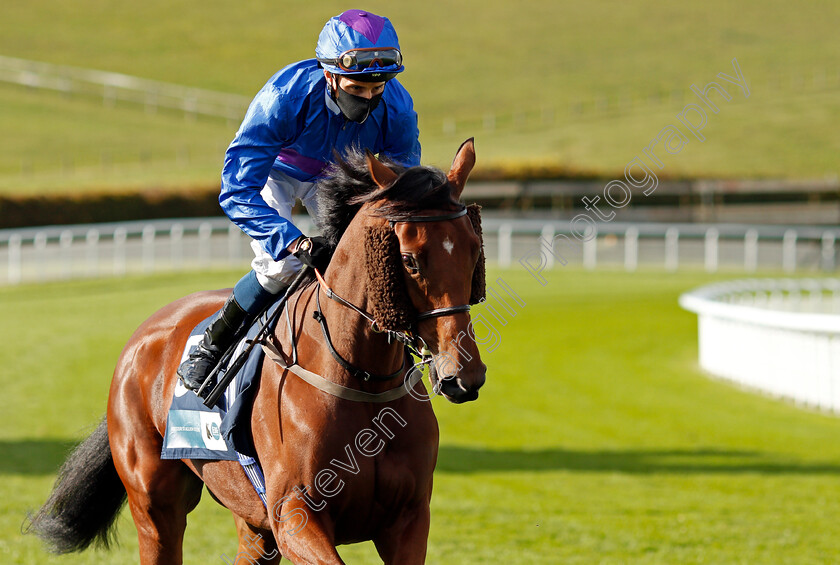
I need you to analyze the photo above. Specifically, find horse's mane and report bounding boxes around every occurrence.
[316,149,461,247]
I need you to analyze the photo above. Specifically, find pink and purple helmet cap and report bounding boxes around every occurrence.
[315,10,404,82]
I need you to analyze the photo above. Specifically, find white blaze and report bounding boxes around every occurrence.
[443,237,455,255]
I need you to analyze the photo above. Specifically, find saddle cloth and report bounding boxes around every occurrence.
[160,305,283,507]
[160,303,279,461]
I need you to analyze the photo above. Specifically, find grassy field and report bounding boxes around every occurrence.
[1,0,840,193]
[3,267,840,563]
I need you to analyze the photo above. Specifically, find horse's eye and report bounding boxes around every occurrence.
[401,253,420,274]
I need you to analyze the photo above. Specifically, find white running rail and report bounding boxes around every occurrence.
[680,279,840,413]
[0,219,838,286]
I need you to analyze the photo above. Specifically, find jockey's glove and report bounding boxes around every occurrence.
[293,236,332,272]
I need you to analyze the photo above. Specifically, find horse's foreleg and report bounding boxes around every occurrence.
[229,515,282,564]
[373,504,431,565]
[270,498,345,564]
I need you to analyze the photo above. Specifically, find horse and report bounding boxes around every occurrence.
[27,139,487,564]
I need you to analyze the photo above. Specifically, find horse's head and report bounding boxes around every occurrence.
[361,139,487,403]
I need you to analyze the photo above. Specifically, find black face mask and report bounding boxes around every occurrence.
[333,83,383,123]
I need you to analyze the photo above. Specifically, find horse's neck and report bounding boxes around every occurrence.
[291,246,405,384]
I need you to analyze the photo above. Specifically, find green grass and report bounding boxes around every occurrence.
[0,86,232,194]
[3,267,840,563]
[1,0,840,193]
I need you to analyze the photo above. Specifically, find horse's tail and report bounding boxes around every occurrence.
[24,415,127,554]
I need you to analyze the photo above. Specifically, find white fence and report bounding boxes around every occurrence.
[481,218,838,273]
[680,279,840,413]
[0,217,838,286]
[0,217,313,285]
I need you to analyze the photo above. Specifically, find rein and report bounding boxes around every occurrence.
[312,268,430,381]
[262,338,427,403]
[260,284,434,403]
[313,287,405,382]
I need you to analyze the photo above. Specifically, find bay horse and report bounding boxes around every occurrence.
[28,139,486,564]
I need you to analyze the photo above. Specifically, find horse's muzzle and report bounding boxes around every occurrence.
[438,365,486,404]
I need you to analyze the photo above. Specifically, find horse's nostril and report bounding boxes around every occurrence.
[473,369,486,391]
[440,377,463,394]
[439,376,482,404]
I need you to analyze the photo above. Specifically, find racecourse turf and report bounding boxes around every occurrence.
[2,266,840,564]
[1,0,840,193]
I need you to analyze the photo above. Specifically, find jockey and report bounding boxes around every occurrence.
[178,9,421,391]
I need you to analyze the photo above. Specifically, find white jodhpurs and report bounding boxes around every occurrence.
[249,170,321,294]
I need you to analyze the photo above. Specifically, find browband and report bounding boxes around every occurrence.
[415,304,471,321]
[388,207,467,226]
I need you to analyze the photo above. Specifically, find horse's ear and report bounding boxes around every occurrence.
[365,150,399,190]
[447,138,476,199]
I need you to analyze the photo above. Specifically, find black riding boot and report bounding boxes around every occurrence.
[178,294,249,391]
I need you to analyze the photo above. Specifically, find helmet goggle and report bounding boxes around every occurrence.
[319,47,403,73]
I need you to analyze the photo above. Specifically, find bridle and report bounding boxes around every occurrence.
[312,206,473,382]
[391,206,472,321]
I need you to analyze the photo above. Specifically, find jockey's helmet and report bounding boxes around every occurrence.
[315,10,404,83]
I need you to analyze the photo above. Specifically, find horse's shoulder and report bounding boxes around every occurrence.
[122,289,231,347]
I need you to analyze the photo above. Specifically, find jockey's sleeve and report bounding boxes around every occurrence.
[219,85,302,261]
[380,81,421,168]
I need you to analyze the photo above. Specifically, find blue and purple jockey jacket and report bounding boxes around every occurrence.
[219,59,421,262]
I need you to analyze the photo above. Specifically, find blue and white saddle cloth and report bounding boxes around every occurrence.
[161,306,278,506]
